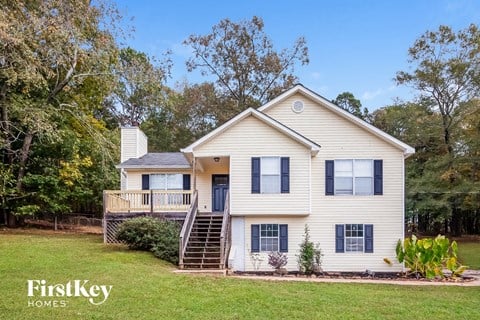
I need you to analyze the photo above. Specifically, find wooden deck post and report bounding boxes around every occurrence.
[150,189,153,214]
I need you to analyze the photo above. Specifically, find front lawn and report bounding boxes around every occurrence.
[458,241,480,270]
[1,230,479,320]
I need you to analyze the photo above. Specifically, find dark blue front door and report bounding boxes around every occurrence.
[212,175,229,212]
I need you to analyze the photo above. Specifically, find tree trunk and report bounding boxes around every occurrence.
[16,131,34,192]
[450,208,462,237]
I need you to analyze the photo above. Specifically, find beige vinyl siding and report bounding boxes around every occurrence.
[237,92,405,272]
[121,127,148,163]
[194,116,311,216]
[243,216,308,271]
[124,169,192,190]
[196,162,229,213]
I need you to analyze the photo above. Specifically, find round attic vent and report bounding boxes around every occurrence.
[292,100,304,113]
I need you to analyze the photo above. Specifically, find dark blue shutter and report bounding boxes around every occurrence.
[335,224,345,253]
[364,224,374,253]
[251,224,260,252]
[279,224,288,252]
[374,160,383,195]
[141,174,150,205]
[183,174,191,190]
[251,157,260,194]
[325,160,335,195]
[280,157,290,193]
[141,174,150,190]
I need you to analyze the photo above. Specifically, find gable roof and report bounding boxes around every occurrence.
[258,84,415,157]
[181,107,321,155]
[117,152,191,169]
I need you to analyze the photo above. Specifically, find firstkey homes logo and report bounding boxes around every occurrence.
[27,280,112,307]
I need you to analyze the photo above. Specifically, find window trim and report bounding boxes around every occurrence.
[334,159,374,196]
[259,223,279,252]
[335,223,374,254]
[260,156,281,194]
[149,173,183,190]
[345,224,364,253]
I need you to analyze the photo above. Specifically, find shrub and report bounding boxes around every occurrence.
[268,252,288,270]
[297,224,315,274]
[396,234,467,279]
[116,217,180,265]
[151,221,180,265]
[116,217,162,250]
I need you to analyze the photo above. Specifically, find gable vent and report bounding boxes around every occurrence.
[292,100,304,113]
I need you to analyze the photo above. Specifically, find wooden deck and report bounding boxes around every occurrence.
[103,190,193,214]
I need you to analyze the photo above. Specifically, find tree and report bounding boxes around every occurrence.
[184,16,309,114]
[141,82,227,152]
[396,24,480,154]
[332,92,369,120]
[395,24,480,236]
[108,47,171,126]
[0,0,121,225]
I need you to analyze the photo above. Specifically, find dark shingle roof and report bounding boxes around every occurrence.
[117,152,191,169]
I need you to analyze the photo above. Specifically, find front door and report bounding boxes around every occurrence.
[212,174,229,212]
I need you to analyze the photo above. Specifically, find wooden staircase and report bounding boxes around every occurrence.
[182,215,223,269]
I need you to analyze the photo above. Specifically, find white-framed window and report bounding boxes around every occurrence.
[150,174,183,190]
[335,159,373,195]
[345,224,364,252]
[149,174,183,206]
[260,224,279,251]
[261,157,280,194]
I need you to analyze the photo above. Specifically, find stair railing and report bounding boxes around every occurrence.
[179,191,198,269]
[219,191,231,269]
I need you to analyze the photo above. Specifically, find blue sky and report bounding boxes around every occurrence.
[113,0,479,110]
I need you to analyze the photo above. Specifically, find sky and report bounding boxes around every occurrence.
[113,0,480,110]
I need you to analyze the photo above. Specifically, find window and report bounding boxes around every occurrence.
[260,224,279,251]
[345,224,364,252]
[335,224,373,253]
[261,157,281,194]
[149,174,183,206]
[150,174,183,190]
[252,157,289,194]
[334,160,373,195]
[251,224,288,253]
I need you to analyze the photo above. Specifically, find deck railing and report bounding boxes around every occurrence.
[103,190,192,214]
[219,191,231,269]
[179,191,198,268]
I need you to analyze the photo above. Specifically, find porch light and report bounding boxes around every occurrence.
[213,157,220,162]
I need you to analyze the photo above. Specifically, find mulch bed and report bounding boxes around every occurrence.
[233,271,476,283]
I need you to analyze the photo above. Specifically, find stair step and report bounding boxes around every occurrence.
[185,252,220,256]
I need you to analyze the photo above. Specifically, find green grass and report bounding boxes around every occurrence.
[1,230,479,320]
[458,241,480,270]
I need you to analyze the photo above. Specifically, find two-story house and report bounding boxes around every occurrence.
[105,84,414,272]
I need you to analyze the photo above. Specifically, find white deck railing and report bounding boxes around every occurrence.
[103,190,193,214]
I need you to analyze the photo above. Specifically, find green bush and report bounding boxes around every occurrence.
[116,217,163,250]
[396,234,467,279]
[297,224,316,274]
[151,221,180,265]
[116,217,180,265]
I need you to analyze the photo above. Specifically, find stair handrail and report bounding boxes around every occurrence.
[179,190,198,268]
[220,191,231,269]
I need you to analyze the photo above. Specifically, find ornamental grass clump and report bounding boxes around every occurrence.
[396,234,467,279]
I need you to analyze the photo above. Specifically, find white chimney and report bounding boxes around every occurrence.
[120,127,148,163]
